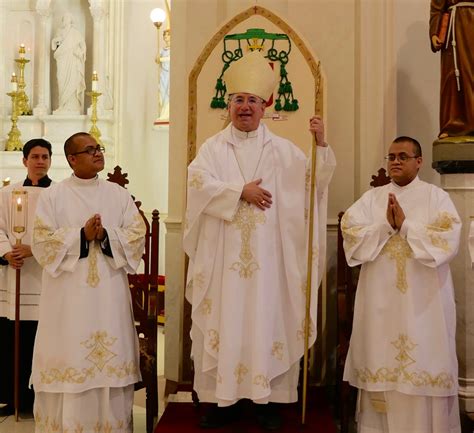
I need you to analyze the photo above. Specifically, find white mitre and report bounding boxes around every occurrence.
[224,50,278,102]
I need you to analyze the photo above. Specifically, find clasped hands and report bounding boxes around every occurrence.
[4,244,32,270]
[386,193,405,231]
[84,214,106,242]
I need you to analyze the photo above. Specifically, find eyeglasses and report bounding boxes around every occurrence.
[71,145,105,156]
[230,95,265,107]
[384,153,419,162]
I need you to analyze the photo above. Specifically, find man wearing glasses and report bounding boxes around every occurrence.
[341,136,461,432]
[184,51,336,430]
[30,132,146,432]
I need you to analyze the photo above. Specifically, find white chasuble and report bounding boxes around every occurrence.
[184,123,336,405]
[0,183,48,320]
[31,175,146,393]
[342,177,461,397]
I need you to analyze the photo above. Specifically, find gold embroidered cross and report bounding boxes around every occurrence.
[381,235,413,293]
[229,202,266,278]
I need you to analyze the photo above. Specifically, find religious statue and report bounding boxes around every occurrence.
[51,13,86,114]
[158,29,170,120]
[430,1,474,139]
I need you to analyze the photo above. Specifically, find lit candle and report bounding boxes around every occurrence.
[92,71,98,91]
[11,192,28,236]
[11,73,17,92]
[19,43,25,59]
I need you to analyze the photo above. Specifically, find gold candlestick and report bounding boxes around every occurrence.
[14,44,32,116]
[5,88,23,151]
[86,71,103,145]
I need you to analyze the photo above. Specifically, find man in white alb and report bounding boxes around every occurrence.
[0,138,53,415]
[31,132,146,432]
[342,136,461,433]
[184,51,336,430]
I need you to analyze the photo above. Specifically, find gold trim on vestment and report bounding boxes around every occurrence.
[355,334,454,389]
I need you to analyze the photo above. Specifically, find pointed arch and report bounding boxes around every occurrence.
[187,5,324,164]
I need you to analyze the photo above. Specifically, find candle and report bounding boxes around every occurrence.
[11,73,17,92]
[92,71,98,91]
[11,191,28,236]
[19,43,25,59]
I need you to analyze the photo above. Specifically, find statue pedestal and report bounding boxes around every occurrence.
[433,137,474,174]
[440,173,474,414]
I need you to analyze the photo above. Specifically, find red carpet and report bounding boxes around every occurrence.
[155,396,337,432]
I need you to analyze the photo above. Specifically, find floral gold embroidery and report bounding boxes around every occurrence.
[40,366,96,384]
[341,211,362,249]
[126,213,147,261]
[192,271,206,291]
[33,216,65,267]
[105,361,138,378]
[253,374,270,388]
[381,235,413,293]
[87,242,100,288]
[200,298,212,315]
[189,173,204,190]
[305,167,311,192]
[271,342,284,360]
[355,334,454,389]
[426,212,459,253]
[234,362,248,384]
[208,329,220,352]
[229,202,265,279]
[82,331,117,371]
[297,318,314,340]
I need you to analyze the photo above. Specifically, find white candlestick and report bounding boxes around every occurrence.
[19,43,25,59]
[11,73,17,92]
[92,71,98,91]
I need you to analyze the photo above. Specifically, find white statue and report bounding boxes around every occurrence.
[158,29,170,120]
[52,13,86,114]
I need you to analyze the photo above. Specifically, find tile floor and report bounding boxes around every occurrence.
[0,327,169,433]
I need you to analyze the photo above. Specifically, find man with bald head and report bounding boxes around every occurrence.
[30,133,146,432]
[342,136,461,432]
[184,51,336,430]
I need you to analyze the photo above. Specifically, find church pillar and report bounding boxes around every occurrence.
[33,0,52,116]
[88,0,113,112]
[439,173,474,415]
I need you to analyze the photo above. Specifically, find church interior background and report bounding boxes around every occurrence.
[0,0,473,431]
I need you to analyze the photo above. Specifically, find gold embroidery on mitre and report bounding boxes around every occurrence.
[426,211,459,253]
[381,234,413,293]
[189,172,204,190]
[355,334,454,389]
[271,341,284,360]
[234,362,249,384]
[87,242,100,288]
[229,202,265,279]
[82,331,117,371]
[253,374,270,388]
[33,216,65,267]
